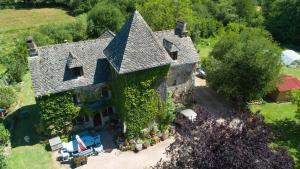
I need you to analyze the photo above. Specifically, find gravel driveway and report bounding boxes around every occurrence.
[192,77,232,115]
[80,138,173,169]
[55,138,174,169]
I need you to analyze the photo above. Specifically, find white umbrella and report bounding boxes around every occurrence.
[76,135,87,152]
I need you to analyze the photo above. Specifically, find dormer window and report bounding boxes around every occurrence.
[72,67,83,78]
[163,39,179,61]
[170,51,178,60]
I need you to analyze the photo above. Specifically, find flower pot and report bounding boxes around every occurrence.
[143,143,150,149]
[135,143,143,151]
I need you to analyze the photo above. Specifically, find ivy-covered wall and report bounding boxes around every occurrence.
[111,65,170,138]
[36,91,80,136]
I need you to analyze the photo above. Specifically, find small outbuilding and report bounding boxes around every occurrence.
[282,50,300,68]
[270,75,300,102]
[49,136,62,151]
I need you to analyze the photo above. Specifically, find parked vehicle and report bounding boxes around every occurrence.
[0,108,7,117]
[59,131,104,163]
[197,68,206,78]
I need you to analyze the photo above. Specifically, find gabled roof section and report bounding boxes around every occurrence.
[67,52,82,68]
[28,38,113,97]
[163,39,179,53]
[277,75,300,92]
[104,10,171,74]
[99,30,115,39]
[154,30,199,66]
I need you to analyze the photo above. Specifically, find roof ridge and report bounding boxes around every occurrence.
[37,37,113,50]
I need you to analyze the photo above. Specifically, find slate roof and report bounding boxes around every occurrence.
[28,10,199,97]
[104,11,172,74]
[28,38,113,96]
[154,30,199,66]
[99,30,115,39]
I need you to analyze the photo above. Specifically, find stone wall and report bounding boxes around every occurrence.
[167,63,197,99]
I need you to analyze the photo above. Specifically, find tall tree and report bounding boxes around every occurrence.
[137,0,193,31]
[206,28,281,102]
[87,1,125,38]
[263,0,300,44]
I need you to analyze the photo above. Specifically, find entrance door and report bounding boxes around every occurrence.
[93,113,102,127]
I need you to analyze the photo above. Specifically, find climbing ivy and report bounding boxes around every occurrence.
[111,66,170,139]
[36,91,80,136]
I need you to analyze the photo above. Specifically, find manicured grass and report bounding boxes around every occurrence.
[251,102,297,123]
[281,67,300,80]
[20,73,36,106]
[0,8,74,32]
[9,144,55,169]
[250,103,300,168]
[198,46,212,59]
[7,73,56,169]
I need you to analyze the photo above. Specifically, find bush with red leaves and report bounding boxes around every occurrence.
[155,106,294,169]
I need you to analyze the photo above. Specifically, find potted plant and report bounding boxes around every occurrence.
[72,156,87,167]
[142,139,150,149]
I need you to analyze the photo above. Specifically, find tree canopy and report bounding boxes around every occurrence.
[155,107,294,169]
[263,0,300,44]
[206,28,282,102]
[87,2,125,38]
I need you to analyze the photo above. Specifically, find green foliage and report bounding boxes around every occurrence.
[0,122,10,147]
[137,0,193,31]
[37,16,88,45]
[157,92,175,131]
[206,28,282,102]
[0,86,17,109]
[0,148,8,169]
[37,91,80,136]
[0,122,9,169]
[291,90,300,120]
[111,66,170,139]
[263,0,300,44]
[3,41,28,84]
[191,18,223,41]
[87,2,125,38]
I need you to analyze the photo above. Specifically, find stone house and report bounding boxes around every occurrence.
[27,11,199,129]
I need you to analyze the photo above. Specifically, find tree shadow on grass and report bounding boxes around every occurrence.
[270,119,300,168]
[4,104,46,148]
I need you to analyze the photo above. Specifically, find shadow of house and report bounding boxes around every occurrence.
[271,119,300,167]
[191,85,233,118]
[93,59,111,84]
[4,104,45,148]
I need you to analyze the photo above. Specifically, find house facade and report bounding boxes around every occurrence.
[27,11,199,129]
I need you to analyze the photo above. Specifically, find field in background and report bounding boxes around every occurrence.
[0,7,75,169]
[0,8,74,32]
[282,67,300,80]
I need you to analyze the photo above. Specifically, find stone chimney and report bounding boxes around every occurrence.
[26,36,38,57]
[175,20,188,37]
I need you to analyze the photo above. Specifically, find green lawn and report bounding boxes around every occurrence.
[250,103,300,168]
[282,67,300,80]
[0,8,74,32]
[7,73,56,169]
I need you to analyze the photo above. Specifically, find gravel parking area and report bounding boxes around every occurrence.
[54,138,174,169]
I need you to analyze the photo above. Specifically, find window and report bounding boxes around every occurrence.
[172,80,177,86]
[73,93,81,104]
[170,51,178,60]
[72,67,83,78]
[102,86,109,98]
[102,107,113,117]
[73,116,84,125]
